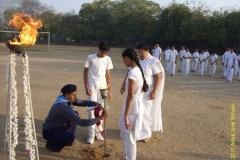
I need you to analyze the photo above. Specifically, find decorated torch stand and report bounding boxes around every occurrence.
[3,44,39,160]
[100,88,110,157]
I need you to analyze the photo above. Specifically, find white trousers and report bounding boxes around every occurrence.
[87,85,104,138]
[120,120,137,160]
[169,58,176,75]
[222,64,225,76]
[227,65,234,81]
[204,59,208,71]
[178,60,183,72]
[164,59,169,71]
[233,61,238,75]
[183,59,190,75]
[198,62,205,75]
[192,60,198,71]
[223,61,228,77]
[209,63,217,75]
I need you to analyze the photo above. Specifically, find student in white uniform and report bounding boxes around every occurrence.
[226,47,236,82]
[222,47,230,78]
[209,51,218,76]
[182,47,191,76]
[178,46,186,72]
[153,44,161,61]
[191,49,199,72]
[204,49,210,71]
[198,50,206,76]
[119,48,148,160]
[233,52,239,75]
[84,41,113,144]
[169,45,178,76]
[164,46,171,71]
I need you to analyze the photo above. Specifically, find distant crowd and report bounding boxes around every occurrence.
[152,45,240,82]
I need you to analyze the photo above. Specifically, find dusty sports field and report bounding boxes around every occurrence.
[0,44,239,160]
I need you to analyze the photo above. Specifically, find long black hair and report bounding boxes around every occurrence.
[122,48,148,92]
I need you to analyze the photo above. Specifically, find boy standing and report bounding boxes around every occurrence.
[226,47,236,82]
[153,43,162,61]
[198,50,206,76]
[182,47,191,76]
[169,45,178,76]
[164,46,171,71]
[84,41,113,144]
[204,49,210,72]
[178,46,186,72]
[209,51,218,76]
[222,47,230,78]
[191,49,199,72]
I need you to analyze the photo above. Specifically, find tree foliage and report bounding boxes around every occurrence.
[1,0,240,51]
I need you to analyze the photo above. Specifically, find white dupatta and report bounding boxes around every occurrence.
[142,56,165,132]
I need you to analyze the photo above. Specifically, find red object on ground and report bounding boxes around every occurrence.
[94,106,104,134]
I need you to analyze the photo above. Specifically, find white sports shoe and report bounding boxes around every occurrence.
[87,136,94,144]
[96,134,104,141]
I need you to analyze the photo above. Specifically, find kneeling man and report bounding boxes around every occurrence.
[42,84,108,152]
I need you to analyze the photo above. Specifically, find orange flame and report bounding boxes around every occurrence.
[8,13,42,46]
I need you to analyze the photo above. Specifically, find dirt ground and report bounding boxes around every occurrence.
[0,43,239,160]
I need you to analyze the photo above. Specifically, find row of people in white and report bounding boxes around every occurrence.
[223,48,239,82]
[222,47,240,81]
[164,47,240,80]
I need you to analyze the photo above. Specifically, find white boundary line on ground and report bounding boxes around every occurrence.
[175,87,240,93]
[177,81,225,84]
[179,84,240,88]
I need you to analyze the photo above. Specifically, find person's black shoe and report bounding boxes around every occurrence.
[67,140,75,146]
[45,142,52,150]
[45,142,61,152]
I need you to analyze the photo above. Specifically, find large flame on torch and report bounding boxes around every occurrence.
[8,13,42,46]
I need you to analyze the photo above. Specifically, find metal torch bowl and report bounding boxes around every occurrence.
[100,89,108,98]
[6,41,31,53]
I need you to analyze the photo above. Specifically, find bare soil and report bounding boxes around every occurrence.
[0,44,239,160]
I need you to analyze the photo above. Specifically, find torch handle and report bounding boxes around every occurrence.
[104,98,107,156]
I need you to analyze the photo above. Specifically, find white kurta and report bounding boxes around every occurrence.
[182,51,191,75]
[169,49,178,75]
[153,47,161,60]
[204,52,210,71]
[223,51,230,77]
[226,52,236,81]
[138,54,165,140]
[192,52,199,71]
[233,55,239,75]
[178,50,186,72]
[198,54,206,75]
[119,67,145,160]
[164,49,170,71]
[209,54,218,75]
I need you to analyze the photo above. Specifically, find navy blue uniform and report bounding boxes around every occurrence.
[42,95,100,152]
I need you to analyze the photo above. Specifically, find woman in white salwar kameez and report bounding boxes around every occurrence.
[136,43,165,143]
[119,48,149,160]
